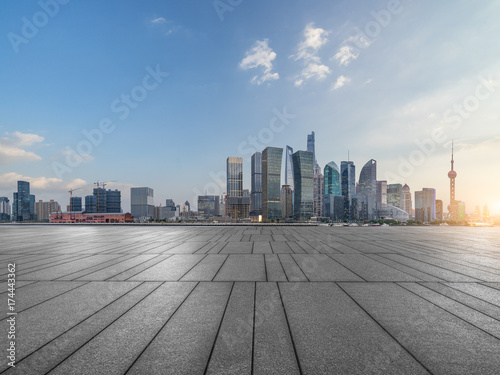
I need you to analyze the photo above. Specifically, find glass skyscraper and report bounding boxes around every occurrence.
[341,161,355,220]
[0,197,11,221]
[285,146,294,190]
[85,188,122,213]
[415,188,436,222]
[250,152,262,216]
[227,157,243,198]
[387,183,403,209]
[323,162,341,220]
[198,195,220,218]
[13,181,36,222]
[358,159,377,220]
[262,147,283,221]
[292,150,314,220]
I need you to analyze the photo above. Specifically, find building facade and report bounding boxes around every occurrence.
[387,184,403,209]
[85,188,122,213]
[341,161,355,220]
[251,152,263,217]
[281,185,293,220]
[436,199,444,220]
[262,147,283,221]
[0,197,11,221]
[402,184,412,218]
[198,195,220,218]
[13,181,36,222]
[131,187,154,219]
[34,200,61,222]
[358,159,377,220]
[293,151,314,220]
[415,188,436,223]
[50,212,134,223]
[313,173,324,217]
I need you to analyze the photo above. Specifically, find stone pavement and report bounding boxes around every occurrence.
[1,225,500,374]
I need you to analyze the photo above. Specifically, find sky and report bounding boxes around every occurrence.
[1,0,499,214]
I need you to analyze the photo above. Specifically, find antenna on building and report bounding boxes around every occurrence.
[348,150,350,162]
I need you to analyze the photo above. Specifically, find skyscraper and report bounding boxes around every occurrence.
[323,162,341,220]
[358,159,377,220]
[307,131,321,174]
[106,190,122,213]
[85,189,122,213]
[285,146,294,191]
[415,188,436,223]
[250,152,262,217]
[387,184,403,208]
[281,185,293,220]
[436,200,444,220]
[341,161,356,220]
[227,157,243,198]
[448,141,458,221]
[313,173,324,217]
[69,197,82,212]
[376,180,387,210]
[293,151,314,220]
[13,181,36,222]
[0,197,11,221]
[131,187,154,219]
[226,157,249,219]
[402,184,412,218]
[262,147,283,221]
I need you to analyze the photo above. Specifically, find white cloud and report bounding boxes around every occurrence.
[333,45,359,66]
[151,17,167,24]
[331,75,351,90]
[0,172,86,191]
[0,132,44,164]
[292,23,331,85]
[239,39,279,85]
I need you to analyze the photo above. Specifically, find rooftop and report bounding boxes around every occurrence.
[1,225,499,374]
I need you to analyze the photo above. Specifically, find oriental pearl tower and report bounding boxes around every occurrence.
[448,140,458,220]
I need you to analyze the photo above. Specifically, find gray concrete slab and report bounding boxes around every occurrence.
[340,282,500,375]
[292,254,364,281]
[180,254,228,281]
[220,242,253,254]
[280,282,429,374]
[129,254,206,281]
[214,255,266,281]
[127,282,232,375]
[253,282,300,375]
[265,254,287,282]
[206,282,254,375]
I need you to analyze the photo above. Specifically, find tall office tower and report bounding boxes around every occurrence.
[158,199,177,220]
[250,152,263,217]
[131,187,154,219]
[415,188,436,223]
[92,187,107,213]
[185,201,191,212]
[341,161,356,220]
[448,141,458,221]
[285,146,295,190]
[0,197,11,221]
[227,157,243,198]
[13,181,36,222]
[198,195,220,218]
[376,180,387,210]
[313,173,324,217]
[307,131,321,174]
[85,195,97,213]
[323,162,341,220]
[226,157,249,219]
[358,159,377,220]
[387,184,403,208]
[69,197,82,212]
[34,200,61,222]
[436,200,444,220]
[293,151,314,220]
[262,147,283,221]
[402,184,412,218]
[281,185,293,220]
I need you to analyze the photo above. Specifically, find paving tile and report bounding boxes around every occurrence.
[129,254,205,281]
[214,255,266,281]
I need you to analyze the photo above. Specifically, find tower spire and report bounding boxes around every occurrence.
[451,139,454,171]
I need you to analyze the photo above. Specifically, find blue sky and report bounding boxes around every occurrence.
[1,0,499,214]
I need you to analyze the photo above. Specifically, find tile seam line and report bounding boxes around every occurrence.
[397,282,500,339]
[123,281,200,375]
[203,281,236,375]
[437,282,500,309]
[103,253,171,281]
[0,281,149,375]
[122,254,173,281]
[335,282,434,375]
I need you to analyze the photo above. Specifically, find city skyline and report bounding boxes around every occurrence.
[1,1,499,215]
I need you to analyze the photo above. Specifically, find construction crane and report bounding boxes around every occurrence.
[68,187,83,212]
